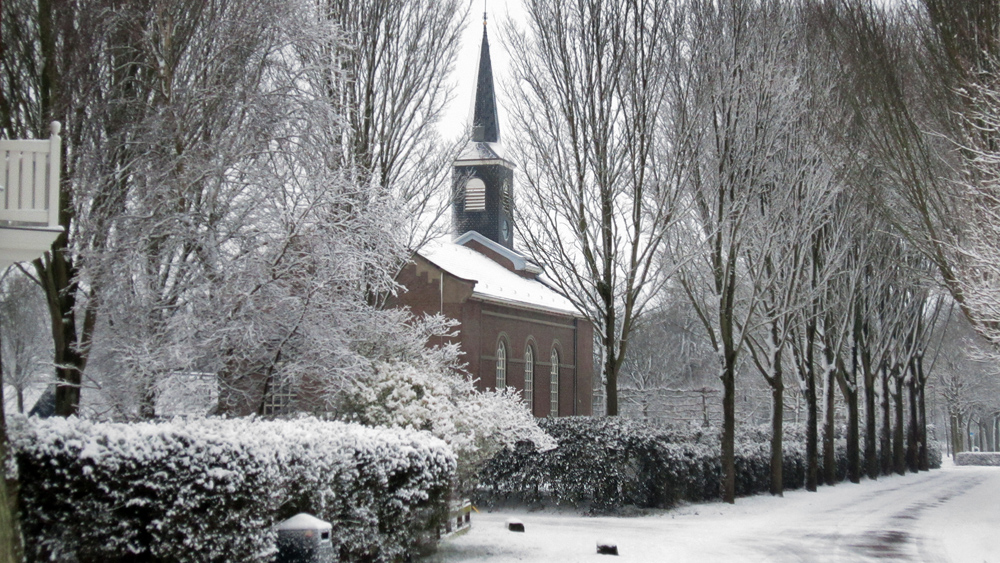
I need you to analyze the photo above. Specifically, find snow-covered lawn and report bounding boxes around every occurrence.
[426,460,1000,562]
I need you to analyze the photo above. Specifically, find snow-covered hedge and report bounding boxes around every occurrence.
[12,416,455,562]
[955,451,1000,466]
[476,418,855,513]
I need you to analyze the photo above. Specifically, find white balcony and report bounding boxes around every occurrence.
[1,122,63,269]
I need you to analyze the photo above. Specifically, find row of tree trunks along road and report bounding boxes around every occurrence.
[504,0,1000,504]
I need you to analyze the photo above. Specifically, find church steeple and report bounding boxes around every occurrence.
[453,11,516,250]
[472,14,500,143]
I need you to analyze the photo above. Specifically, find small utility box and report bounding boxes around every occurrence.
[276,513,334,563]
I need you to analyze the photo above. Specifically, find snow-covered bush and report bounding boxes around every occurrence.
[476,418,857,513]
[12,416,455,562]
[955,451,1000,466]
[929,440,943,469]
[341,313,554,492]
[345,359,552,492]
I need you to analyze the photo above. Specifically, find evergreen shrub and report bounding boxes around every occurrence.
[12,416,455,562]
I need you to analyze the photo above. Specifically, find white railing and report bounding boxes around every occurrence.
[1,122,61,228]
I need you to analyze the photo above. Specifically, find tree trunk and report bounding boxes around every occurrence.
[954,412,964,454]
[604,339,618,416]
[893,375,905,475]
[35,241,92,417]
[989,419,995,453]
[916,355,929,470]
[838,368,860,484]
[917,383,928,469]
[34,0,92,418]
[848,392,860,483]
[722,351,736,504]
[805,321,818,492]
[0,326,24,562]
[770,376,784,496]
[858,315,878,479]
[906,373,918,472]
[994,415,999,453]
[944,413,951,458]
[139,383,157,420]
[864,369,878,479]
[966,416,974,452]
[823,323,837,487]
[822,365,836,486]
[880,367,893,475]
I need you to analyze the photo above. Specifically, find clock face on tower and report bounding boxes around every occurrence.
[501,218,510,241]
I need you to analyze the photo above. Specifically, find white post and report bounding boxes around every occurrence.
[47,121,61,228]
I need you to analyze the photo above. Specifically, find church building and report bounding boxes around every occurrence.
[392,19,594,417]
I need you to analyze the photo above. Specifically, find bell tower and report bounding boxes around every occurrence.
[452,13,516,249]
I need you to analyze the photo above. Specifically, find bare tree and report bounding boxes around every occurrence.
[826,0,1000,345]
[0,270,52,413]
[70,0,312,418]
[935,307,1000,455]
[1,0,106,416]
[676,0,826,503]
[503,0,691,417]
[322,0,468,249]
[1,0,468,417]
[68,0,430,418]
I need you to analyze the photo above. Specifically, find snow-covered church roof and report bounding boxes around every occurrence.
[420,240,579,317]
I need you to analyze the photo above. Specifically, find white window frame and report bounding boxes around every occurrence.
[524,346,534,409]
[263,374,294,416]
[550,349,559,417]
[496,340,507,390]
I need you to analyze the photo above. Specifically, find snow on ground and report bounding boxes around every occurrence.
[425,460,1000,562]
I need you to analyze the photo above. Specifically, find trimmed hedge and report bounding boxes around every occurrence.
[12,416,456,562]
[476,417,940,513]
[955,451,1000,466]
[477,418,720,512]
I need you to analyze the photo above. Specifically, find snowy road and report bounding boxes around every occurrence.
[425,462,1000,562]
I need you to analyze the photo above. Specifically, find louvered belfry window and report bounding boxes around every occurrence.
[465,177,486,211]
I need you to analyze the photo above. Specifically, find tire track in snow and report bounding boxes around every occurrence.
[732,471,984,563]
[745,470,988,562]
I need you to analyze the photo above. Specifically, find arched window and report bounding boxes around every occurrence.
[496,340,507,389]
[550,349,559,417]
[523,346,534,409]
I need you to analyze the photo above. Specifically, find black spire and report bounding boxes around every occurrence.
[472,15,500,143]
